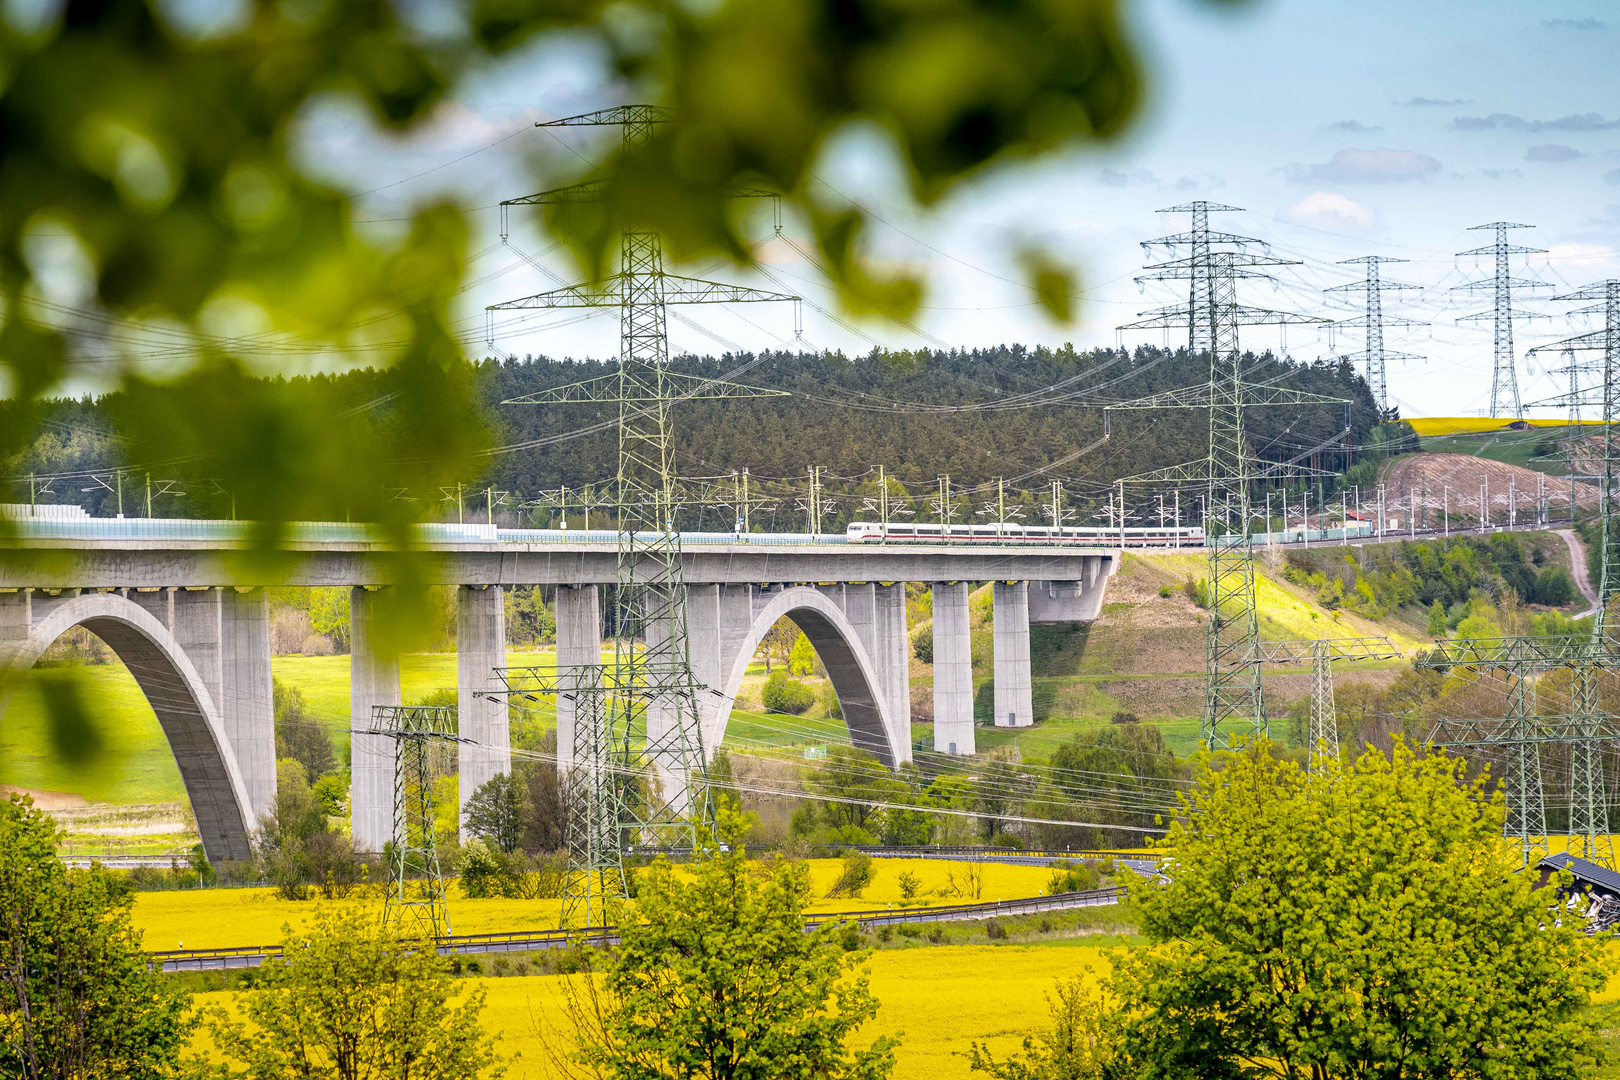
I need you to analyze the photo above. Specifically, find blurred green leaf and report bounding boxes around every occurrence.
[1018,246,1077,324]
[39,668,104,771]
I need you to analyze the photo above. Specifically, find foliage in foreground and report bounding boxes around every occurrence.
[1113,741,1611,1079]
[0,793,192,1079]
[550,807,896,1080]
[194,906,503,1080]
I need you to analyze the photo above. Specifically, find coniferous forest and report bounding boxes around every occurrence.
[8,345,1381,526]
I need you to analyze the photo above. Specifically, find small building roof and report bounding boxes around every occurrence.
[1537,852,1620,896]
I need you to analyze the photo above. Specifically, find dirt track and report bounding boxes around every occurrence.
[1379,453,1600,521]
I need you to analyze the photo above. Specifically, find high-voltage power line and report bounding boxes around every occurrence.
[483,105,797,926]
[1110,201,1334,750]
[1325,256,1424,419]
[1529,278,1620,865]
[1454,221,1553,419]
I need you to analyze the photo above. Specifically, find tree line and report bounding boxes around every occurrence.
[7,346,1380,527]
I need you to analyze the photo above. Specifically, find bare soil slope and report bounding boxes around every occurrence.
[1382,452,1599,519]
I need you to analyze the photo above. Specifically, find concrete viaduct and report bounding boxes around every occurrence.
[0,520,1117,863]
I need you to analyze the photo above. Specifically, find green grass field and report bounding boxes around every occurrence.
[1,650,555,805]
[1419,428,1560,472]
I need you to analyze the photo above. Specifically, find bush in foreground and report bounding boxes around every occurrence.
[0,794,193,1078]
[551,807,896,1080]
[1112,741,1611,1078]
[196,906,504,1079]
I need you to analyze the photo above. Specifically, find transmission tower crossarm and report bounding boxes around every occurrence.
[537,104,675,129]
[488,280,621,310]
[1118,305,1330,331]
[1456,307,1552,323]
[1102,383,1348,410]
[660,275,798,304]
[504,371,787,407]
[502,179,610,207]
[1453,276,1554,291]
[1251,636,1401,664]
[503,180,777,208]
[1141,229,1262,249]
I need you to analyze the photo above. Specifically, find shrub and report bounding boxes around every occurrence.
[984,919,1007,940]
[312,773,348,816]
[897,870,921,900]
[825,851,876,899]
[1535,566,1575,606]
[1182,578,1209,608]
[1047,859,1102,894]
[789,634,818,675]
[762,671,815,715]
[1427,599,1447,638]
[1109,711,1140,725]
[1157,585,1173,598]
[911,621,934,663]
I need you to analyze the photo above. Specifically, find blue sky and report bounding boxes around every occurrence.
[316,0,1620,418]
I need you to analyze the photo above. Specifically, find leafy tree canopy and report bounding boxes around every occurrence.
[1111,741,1611,1079]
[197,905,503,1079]
[558,806,896,1080]
[0,793,193,1079]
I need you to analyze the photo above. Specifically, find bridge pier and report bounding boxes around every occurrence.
[350,586,400,854]
[553,584,601,773]
[219,588,275,821]
[931,583,974,755]
[993,581,1033,728]
[457,585,507,826]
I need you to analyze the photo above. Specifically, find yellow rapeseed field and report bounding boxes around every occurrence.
[186,941,1116,1080]
[1404,416,1587,437]
[133,858,1070,950]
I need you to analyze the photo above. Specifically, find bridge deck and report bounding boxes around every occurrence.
[1,521,1117,588]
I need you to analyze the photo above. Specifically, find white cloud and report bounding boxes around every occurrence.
[1546,243,1620,273]
[1280,191,1379,234]
[1288,149,1442,184]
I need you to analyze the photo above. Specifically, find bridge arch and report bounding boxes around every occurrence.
[0,592,257,863]
[710,586,905,768]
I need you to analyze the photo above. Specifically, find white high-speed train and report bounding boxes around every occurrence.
[843,521,1205,546]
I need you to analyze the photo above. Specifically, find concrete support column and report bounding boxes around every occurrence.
[220,588,276,821]
[172,587,223,716]
[350,587,400,854]
[553,585,601,773]
[638,589,691,813]
[993,581,1033,728]
[874,584,912,763]
[711,585,754,755]
[0,590,29,673]
[685,584,723,736]
[931,583,974,755]
[457,585,507,829]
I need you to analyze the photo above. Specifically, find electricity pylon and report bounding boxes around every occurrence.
[1326,256,1424,418]
[486,106,795,927]
[1111,202,1334,750]
[1454,222,1553,419]
[1418,633,1620,867]
[1251,637,1401,770]
[1528,279,1620,866]
[364,704,462,940]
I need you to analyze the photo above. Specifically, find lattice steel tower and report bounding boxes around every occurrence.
[1114,202,1332,749]
[1533,279,1620,866]
[487,106,794,926]
[1326,256,1424,418]
[1454,222,1553,418]
[366,704,461,940]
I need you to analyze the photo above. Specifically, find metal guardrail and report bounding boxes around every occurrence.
[147,886,1127,973]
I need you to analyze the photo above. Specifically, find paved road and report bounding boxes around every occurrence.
[148,886,1127,972]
